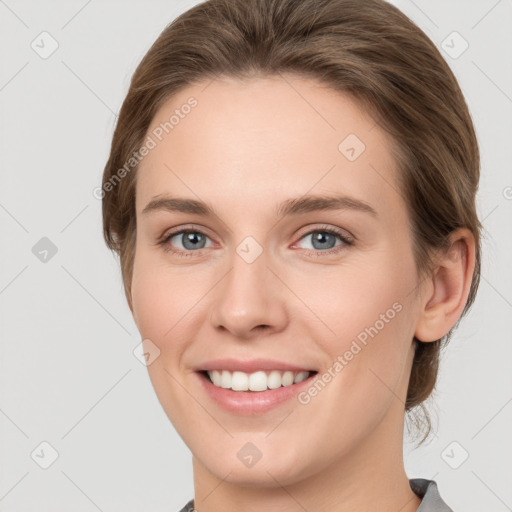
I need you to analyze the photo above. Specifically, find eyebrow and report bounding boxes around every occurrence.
[141,193,378,218]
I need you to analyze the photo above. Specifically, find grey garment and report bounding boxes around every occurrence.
[178,499,194,512]
[178,478,453,512]
[411,479,454,512]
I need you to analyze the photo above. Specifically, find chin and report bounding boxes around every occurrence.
[195,441,317,488]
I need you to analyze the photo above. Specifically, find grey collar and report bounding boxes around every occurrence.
[410,478,454,511]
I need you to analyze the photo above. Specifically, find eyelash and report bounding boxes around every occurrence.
[157,224,354,258]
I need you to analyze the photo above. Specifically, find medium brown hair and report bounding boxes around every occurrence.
[102,0,481,445]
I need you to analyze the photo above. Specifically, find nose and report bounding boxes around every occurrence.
[209,248,289,340]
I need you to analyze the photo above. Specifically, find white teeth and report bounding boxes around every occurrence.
[220,370,231,389]
[294,371,309,383]
[206,369,312,391]
[267,370,282,389]
[211,370,221,387]
[248,371,267,391]
[282,371,294,386]
[231,371,249,391]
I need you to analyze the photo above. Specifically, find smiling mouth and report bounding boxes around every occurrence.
[200,369,318,392]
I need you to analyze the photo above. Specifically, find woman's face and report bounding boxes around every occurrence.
[131,75,426,486]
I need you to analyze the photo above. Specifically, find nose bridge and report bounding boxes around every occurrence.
[209,241,288,337]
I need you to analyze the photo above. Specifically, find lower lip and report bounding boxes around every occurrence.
[196,371,317,415]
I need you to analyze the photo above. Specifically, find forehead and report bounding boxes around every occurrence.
[136,74,403,219]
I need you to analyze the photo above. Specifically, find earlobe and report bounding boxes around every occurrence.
[414,228,476,343]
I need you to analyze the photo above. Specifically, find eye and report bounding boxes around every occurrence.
[294,226,353,254]
[158,225,353,257]
[160,229,214,254]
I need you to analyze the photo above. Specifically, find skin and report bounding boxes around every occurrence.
[129,74,475,511]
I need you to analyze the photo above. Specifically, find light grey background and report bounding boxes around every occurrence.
[0,0,511,511]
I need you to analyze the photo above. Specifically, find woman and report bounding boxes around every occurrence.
[101,0,481,510]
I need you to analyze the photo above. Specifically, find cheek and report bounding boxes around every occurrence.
[130,248,215,379]
[289,252,415,345]
[292,249,417,399]
[131,249,187,350]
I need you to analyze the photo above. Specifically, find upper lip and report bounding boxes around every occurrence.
[194,358,315,373]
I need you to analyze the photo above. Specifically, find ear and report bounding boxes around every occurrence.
[414,228,476,342]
